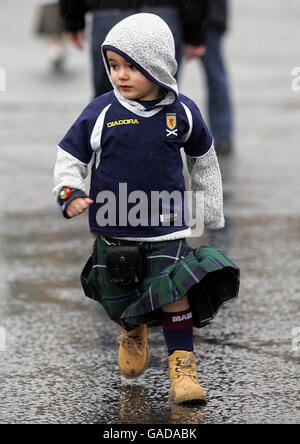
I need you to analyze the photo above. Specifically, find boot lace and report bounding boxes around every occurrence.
[117,334,143,356]
[176,352,195,377]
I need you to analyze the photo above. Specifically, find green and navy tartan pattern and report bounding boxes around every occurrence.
[81,236,240,330]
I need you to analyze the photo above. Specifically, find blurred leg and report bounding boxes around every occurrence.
[201,27,233,148]
[49,35,65,71]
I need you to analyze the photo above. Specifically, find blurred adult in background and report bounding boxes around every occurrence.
[35,0,67,72]
[59,0,233,154]
[201,0,233,155]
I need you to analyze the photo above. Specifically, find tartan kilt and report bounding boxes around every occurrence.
[80,236,240,330]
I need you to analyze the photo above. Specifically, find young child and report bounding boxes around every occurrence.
[53,13,239,404]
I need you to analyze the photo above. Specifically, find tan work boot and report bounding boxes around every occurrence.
[117,325,149,378]
[168,350,207,404]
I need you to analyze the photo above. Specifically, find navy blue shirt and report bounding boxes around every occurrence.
[58,91,212,238]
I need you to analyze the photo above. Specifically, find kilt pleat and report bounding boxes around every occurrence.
[80,236,240,329]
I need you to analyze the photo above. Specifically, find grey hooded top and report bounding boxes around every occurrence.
[53,13,224,237]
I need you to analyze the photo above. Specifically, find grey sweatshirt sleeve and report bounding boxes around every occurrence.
[186,145,225,229]
[53,146,89,199]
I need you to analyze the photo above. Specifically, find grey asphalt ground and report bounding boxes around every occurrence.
[0,0,299,424]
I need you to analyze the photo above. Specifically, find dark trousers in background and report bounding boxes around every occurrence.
[201,27,233,143]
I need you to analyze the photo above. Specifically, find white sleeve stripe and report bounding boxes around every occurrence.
[181,101,193,143]
[57,145,88,165]
[90,103,111,151]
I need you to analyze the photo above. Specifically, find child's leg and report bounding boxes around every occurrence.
[162,294,190,312]
[162,295,207,404]
[162,295,194,355]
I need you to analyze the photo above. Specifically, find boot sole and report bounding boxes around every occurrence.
[171,391,207,405]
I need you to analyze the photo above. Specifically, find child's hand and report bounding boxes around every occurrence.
[66,197,94,218]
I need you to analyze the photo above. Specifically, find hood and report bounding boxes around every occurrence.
[101,13,178,112]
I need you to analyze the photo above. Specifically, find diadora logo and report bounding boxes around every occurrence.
[107,118,139,128]
[166,113,178,137]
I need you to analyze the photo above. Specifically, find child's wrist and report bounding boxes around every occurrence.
[57,187,88,219]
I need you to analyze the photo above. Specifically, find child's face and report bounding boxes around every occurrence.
[106,50,161,101]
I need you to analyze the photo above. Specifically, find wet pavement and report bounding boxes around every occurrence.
[0,0,299,424]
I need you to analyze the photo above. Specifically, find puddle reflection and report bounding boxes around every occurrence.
[115,385,206,424]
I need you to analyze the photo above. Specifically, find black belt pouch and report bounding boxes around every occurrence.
[106,245,145,286]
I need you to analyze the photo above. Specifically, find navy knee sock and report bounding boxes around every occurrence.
[162,309,194,356]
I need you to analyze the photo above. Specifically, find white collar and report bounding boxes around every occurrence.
[113,89,175,118]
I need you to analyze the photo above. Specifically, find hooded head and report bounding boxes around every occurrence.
[101,13,178,110]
